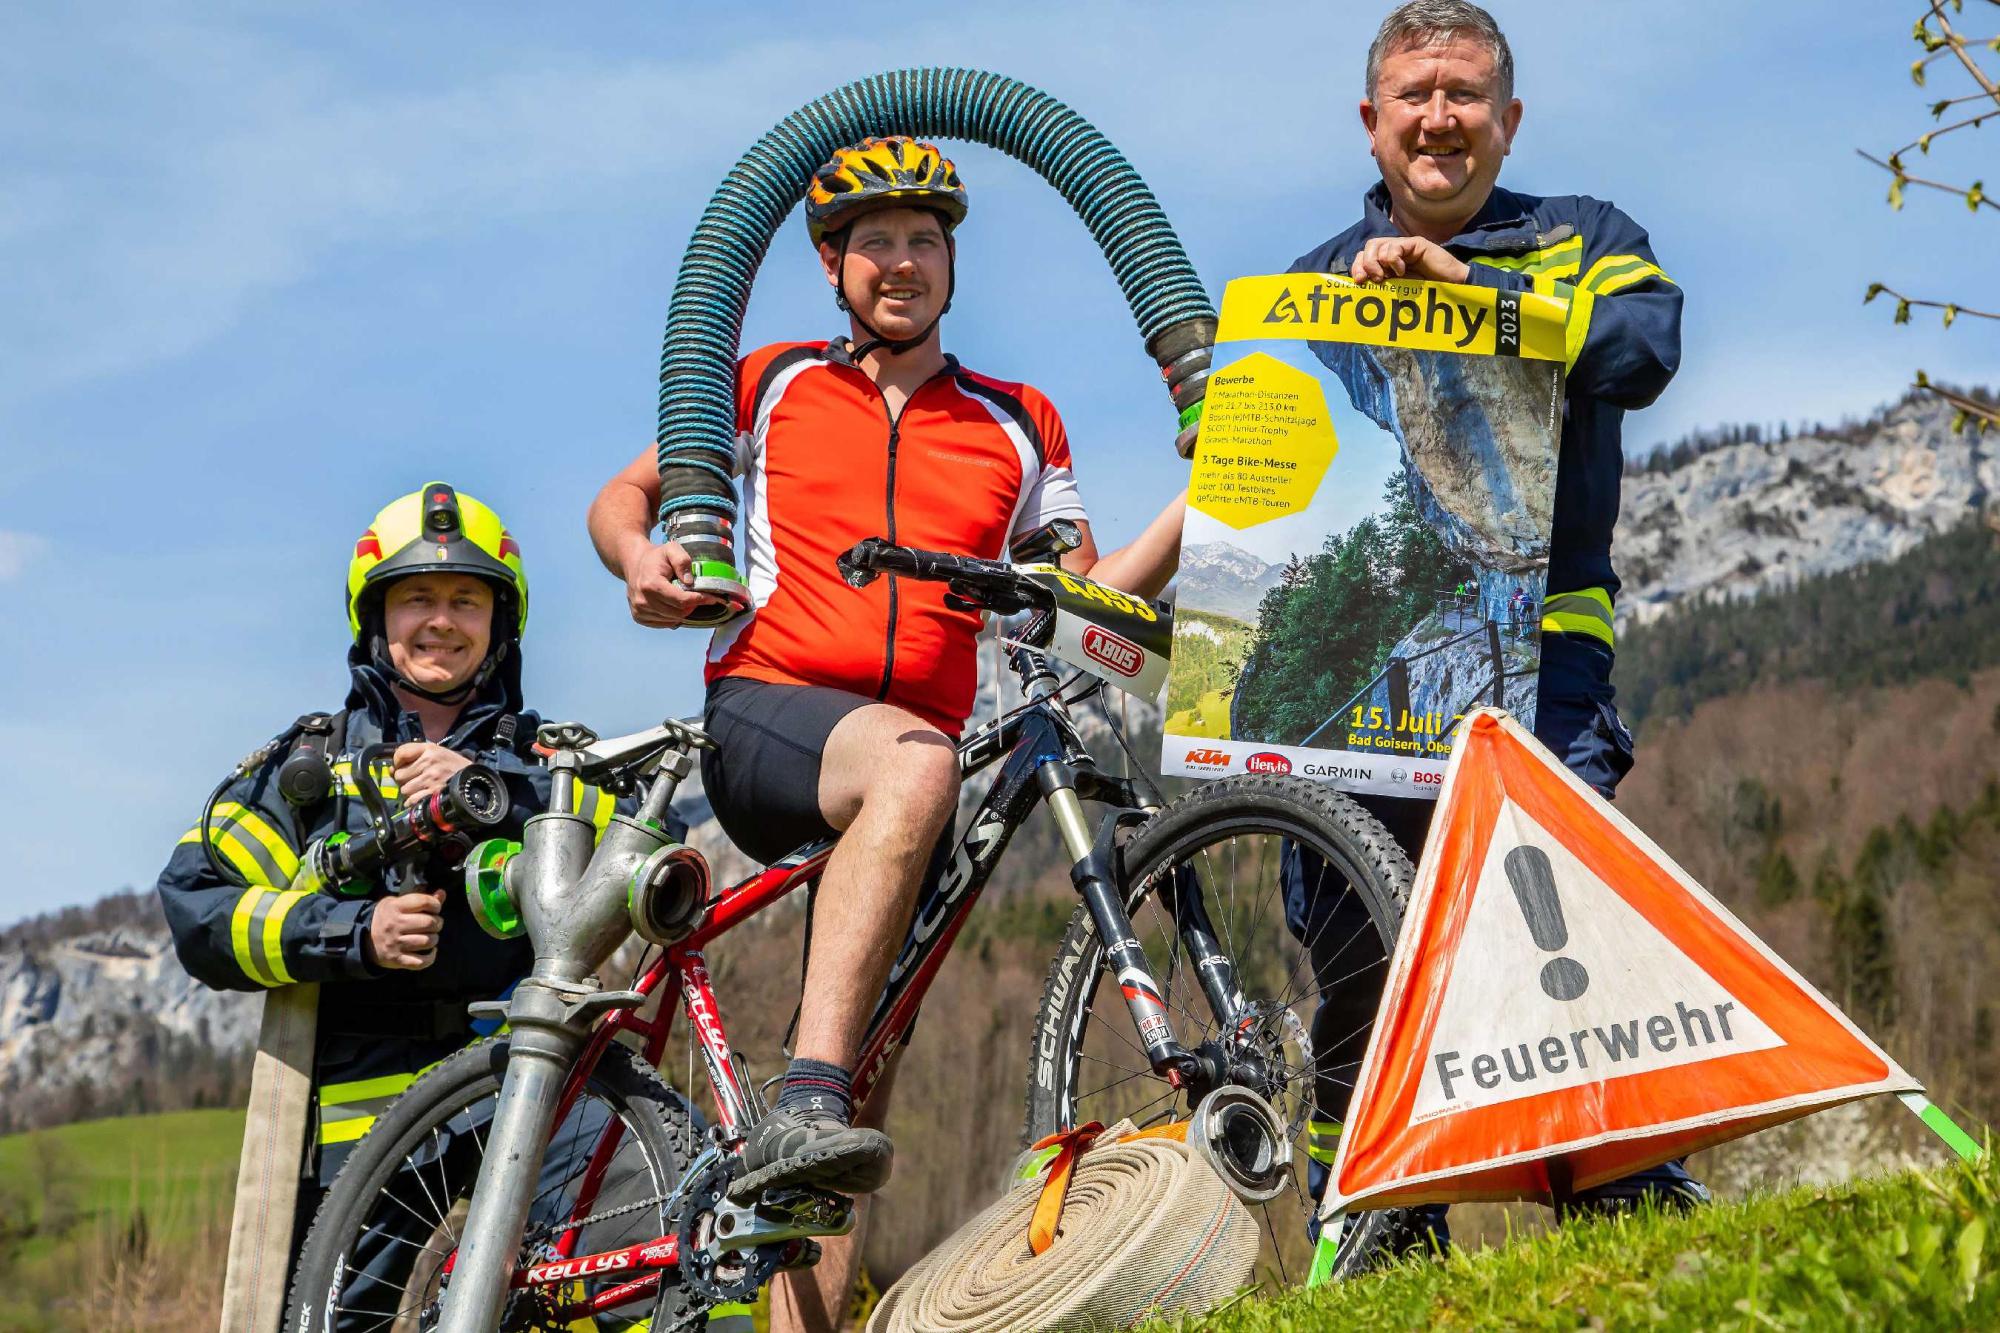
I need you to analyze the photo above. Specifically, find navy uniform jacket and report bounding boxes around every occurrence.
[155,655,621,1173]
[1290,182,1681,647]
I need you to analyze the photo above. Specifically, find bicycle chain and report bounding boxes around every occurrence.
[519,1187,677,1248]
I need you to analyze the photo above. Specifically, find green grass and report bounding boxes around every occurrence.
[0,1108,242,1251]
[1148,1158,2000,1331]
[1166,608,1255,739]
[0,1110,245,1329]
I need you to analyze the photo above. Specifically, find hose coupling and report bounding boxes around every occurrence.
[663,512,751,627]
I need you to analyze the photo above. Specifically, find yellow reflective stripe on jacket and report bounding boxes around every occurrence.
[1470,235,1582,298]
[260,889,309,985]
[182,824,264,889]
[1305,1117,1344,1166]
[1579,252,1670,297]
[223,886,308,986]
[179,802,299,886]
[229,889,278,986]
[569,777,616,842]
[1542,587,1616,646]
[1564,286,1597,371]
[316,1068,423,1146]
[706,1304,755,1331]
[332,758,400,801]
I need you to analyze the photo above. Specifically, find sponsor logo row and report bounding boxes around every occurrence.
[1178,747,1445,788]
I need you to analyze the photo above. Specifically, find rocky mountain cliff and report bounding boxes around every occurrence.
[4,389,1990,1133]
[0,917,260,1131]
[1617,392,1995,625]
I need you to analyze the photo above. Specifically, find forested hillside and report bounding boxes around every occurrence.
[1615,519,2000,1140]
[1618,520,2000,728]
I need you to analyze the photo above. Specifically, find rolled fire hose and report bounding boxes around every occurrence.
[654,67,1218,624]
[866,1121,1259,1333]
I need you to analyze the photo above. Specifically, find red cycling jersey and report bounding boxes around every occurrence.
[707,340,1088,736]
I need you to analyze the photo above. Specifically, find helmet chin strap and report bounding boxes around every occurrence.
[836,230,956,361]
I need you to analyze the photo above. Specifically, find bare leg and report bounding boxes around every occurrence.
[792,705,958,1069]
[769,1054,902,1333]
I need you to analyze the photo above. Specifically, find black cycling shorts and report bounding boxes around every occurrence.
[701,677,875,865]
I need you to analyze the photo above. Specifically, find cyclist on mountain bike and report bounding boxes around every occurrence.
[156,484,643,1309]
[589,135,1187,1332]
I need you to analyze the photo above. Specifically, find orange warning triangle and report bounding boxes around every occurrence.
[1325,708,1919,1215]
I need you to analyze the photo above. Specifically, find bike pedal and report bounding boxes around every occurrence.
[779,1239,823,1271]
[755,1186,847,1217]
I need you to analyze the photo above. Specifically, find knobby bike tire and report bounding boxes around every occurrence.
[286,1036,709,1333]
[1020,771,1427,1283]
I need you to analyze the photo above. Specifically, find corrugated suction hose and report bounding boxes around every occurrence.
[866,1121,1258,1333]
[654,67,1217,624]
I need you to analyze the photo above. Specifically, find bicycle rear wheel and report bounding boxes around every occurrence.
[1022,772,1428,1285]
[286,1037,717,1332]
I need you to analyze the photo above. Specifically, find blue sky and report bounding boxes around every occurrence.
[2,1,1992,924]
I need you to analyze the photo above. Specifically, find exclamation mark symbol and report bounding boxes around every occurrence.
[1505,846,1590,1001]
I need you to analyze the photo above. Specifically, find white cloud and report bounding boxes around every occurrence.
[0,531,49,581]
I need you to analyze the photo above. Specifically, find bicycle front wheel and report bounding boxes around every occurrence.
[287,1037,715,1333]
[1022,771,1428,1286]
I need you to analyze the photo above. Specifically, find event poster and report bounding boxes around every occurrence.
[1161,274,1569,799]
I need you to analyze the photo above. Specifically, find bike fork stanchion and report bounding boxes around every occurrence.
[435,980,593,1333]
[1165,868,1250,1030]
[1046,780,1192,1078]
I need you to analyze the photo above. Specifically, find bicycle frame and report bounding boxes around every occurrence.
[477,650,1199,1318]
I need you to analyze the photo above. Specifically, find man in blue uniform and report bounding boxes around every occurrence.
[1283,0,1706,1250]
[153,485,733,1328]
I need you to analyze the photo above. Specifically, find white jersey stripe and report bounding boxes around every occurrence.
[708,356,820,663]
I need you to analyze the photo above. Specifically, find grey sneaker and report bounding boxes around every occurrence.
[726,1109,894,1201]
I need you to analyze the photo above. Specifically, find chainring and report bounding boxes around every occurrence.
[674,1158,783,1308]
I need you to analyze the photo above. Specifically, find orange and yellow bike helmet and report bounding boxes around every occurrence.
[805,136,969,246]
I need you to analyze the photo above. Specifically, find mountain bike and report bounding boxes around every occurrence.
[284,530,1418,1332]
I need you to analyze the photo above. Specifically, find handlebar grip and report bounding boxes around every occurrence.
[838,537,940,587]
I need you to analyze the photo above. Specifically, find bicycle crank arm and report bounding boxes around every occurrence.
[709,1187,855,1253]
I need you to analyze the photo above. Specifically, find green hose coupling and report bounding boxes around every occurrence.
[464,837,526,939]
[662,513,751,627]
[1149,316,1217,459]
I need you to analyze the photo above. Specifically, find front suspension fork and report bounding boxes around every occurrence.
[1042,775,1248,1088]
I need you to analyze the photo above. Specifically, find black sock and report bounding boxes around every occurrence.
[775,1057,854,1124]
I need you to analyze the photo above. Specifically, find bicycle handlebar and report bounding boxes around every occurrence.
[838,538,1057,617]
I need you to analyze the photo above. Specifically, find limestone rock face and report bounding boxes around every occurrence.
[0,926,262,1128]
[1314,341,1560,574]
[1617,394,1995,627]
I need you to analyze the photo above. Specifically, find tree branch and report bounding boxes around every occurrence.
[1872,284,2000,322]
[1867,284,2000,326]
[1915,379,2000,430]
[1858,150,1999,210]
[1927,0,2000,98]
[1892,107,2000,158]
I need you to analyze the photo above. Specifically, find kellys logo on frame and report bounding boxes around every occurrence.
[1161,274,1568,798]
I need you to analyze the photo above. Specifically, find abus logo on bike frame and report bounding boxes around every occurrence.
[1080,625,1143,677]
[1183,748,1231,768]
[1244,752,1291,775]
